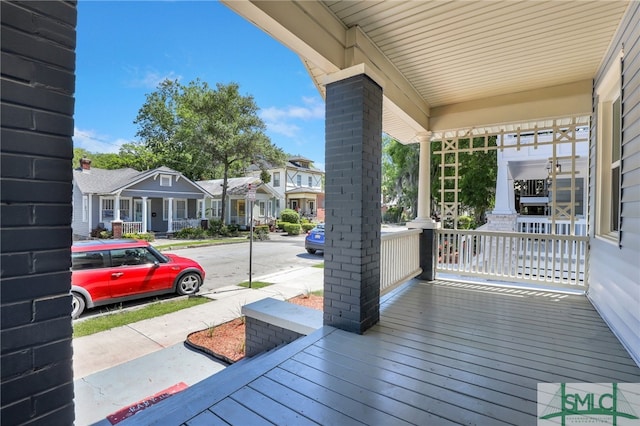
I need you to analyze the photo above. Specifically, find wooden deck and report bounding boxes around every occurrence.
[127,279,640,425]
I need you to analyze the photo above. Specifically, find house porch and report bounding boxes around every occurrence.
[127,278,640,425]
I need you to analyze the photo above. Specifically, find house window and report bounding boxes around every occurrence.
[273,172,280,187]
[160,174,172,187]
[596,51,622,241]
[308,176,312,187]
[296,175,302,187]
[211,200,222,218]
[82,196,88,222]
[163,199,187,220]
[101,198,114,223]
[259,201,265,216]
[119,199,131,221]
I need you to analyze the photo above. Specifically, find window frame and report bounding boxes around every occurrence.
[160,174,172,187]
[595,50,623,244]
[273,172,280,187]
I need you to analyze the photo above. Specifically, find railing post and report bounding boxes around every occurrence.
[407,220,439,281]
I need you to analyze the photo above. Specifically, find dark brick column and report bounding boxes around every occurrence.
[323,74,382,334]
[1,1,77,424]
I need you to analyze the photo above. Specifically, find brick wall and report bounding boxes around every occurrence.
[245,318,303,357]
[1,1,77,424]
[323,74,382,334]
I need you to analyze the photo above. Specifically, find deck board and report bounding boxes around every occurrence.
[126,278,640,426]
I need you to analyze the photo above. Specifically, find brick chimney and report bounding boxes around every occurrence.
[80,158,91,171]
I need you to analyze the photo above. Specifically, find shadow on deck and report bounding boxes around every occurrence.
[125,279,640,425]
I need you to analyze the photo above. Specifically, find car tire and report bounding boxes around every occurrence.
[306,248,317,254]
[176,272,202,295]
[71,292,85,319]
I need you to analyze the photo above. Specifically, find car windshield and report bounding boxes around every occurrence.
[315,224,324,231]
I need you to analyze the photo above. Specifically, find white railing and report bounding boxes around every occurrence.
[435,229,589,290]
[380,229,422,295]
[122,222,142,234]
[516,216,587,236]
[172,219,202,232]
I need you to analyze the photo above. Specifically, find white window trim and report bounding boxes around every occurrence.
[100,196,115,224]
[163,198,188,220]
[160,174,172,187]
[595,49,623,244]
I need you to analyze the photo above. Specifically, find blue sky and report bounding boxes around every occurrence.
[74,1,326,169]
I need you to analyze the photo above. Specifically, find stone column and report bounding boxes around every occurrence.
[323,70,383,334]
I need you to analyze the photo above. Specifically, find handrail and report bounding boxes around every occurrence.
[380,229,422,295]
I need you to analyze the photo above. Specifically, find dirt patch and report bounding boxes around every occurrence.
[186,294,322,363]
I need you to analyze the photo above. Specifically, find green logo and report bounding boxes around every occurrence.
[538,383,640,425]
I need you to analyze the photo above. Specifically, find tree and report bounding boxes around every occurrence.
[382,136,419,221]
[135,79,286,221]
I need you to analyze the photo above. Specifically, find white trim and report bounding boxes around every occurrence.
[160,174,172,187]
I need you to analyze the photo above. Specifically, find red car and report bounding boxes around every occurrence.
[71,239,205,319]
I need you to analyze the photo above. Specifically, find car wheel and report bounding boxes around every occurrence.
[306,248,317,254]
[71,292,85,319]
[177,272,201,295]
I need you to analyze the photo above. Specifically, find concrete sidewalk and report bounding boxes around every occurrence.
[73,265,324,425]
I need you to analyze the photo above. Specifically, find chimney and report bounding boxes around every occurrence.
[80,158,91,171]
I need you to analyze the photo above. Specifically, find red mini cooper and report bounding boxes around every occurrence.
[71,239,205,319]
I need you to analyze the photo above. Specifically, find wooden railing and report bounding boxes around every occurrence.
[435,229,589,290]
[122,222,142,234]
[380,229,422,295]
[516,216,587,236]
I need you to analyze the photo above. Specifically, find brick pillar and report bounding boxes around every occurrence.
[112,221,123,238]
[1,1,77,424]
[323,74,382,334]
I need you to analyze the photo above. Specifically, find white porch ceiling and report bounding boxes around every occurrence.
[222,1,630,143]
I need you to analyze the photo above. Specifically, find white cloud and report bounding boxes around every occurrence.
[73,128,130,154]
[124,66,182,89]
[260,96,324,138]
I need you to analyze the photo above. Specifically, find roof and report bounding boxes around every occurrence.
[197,177,280,198]
[222,0,630,142]
[73,166,212,196]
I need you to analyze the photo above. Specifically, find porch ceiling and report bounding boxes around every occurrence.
[222,0,630,142]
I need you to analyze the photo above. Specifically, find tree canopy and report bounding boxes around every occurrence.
[134,79,286,220]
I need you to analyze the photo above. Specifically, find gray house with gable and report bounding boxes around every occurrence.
[72,159,212,238]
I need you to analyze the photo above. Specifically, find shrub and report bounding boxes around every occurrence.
[251,225,270,241]
[123,232,155,242]
[458,215,476,230]
[91,225,108,238]
[301,223,315,233]
[277,221,288,231]
[280,209,300,224]
[174,227,206,239]
[284,223,302,235]
[99,230,112,239]
[207,219,226,236]
[226,224,240,237]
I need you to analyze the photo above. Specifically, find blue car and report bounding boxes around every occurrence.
[305,223,325,254]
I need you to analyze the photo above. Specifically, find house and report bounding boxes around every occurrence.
[2,1,639,424]
[196,176,280,228]
[247,155,325,221]
[72,159,212,238]
[487,127,590,236]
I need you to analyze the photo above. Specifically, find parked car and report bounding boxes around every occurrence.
[70,239,205,319]
[305,223,325,254]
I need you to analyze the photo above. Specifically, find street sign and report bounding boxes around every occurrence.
[246,183,256,200]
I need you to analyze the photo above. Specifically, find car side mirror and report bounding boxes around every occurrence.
[153,261,160,268]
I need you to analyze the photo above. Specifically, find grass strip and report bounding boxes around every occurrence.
[313,262,324,268]
[237,281,272,289]
[73,296,211,338]
[153,237,247,250]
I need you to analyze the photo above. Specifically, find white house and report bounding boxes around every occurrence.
[488,127,590,235]
[197,177,280,228]
[247,155,325,221]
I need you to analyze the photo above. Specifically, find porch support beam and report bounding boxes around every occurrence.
[167,197,173,233]
[141,196,148,234]
[429,80,592,135]
[407,134,438,281]
[323,70,382,334]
